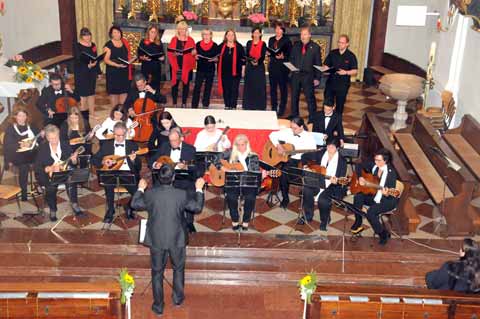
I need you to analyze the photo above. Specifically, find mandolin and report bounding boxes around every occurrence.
[69,124,101,145]
[207,159,282,187]
[302,161,350,186]
[154,155,194,169]
[348,171,400,197]
[17,131,42,153]
[262,140,318,166]
[47,146,86,177]
[103,121,139,140]
[206,126,230,152]
[101,147,149,170]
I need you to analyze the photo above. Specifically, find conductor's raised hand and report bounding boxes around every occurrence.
[195,177,206,190]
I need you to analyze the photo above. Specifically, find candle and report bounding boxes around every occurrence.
[429,42,436,60]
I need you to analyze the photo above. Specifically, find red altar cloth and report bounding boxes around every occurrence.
[183,127,274,158]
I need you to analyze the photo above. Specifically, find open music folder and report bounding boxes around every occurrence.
[283,62,299,72]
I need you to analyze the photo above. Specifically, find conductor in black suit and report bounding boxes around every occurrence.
[149,128,198,232]
[312,99,345,146]
[131,165,205,316]
[91,121,142,223]
[288,27,322,122]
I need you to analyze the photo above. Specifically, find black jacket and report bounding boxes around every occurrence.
[36,86,79,116]
[267,35,292,70]
[91,139,142,174]
[123,85,166,113]
[356,161,398,202]
[131,184,204,249]
[34,141,74,186]
[195,41,219,73]
[289,40,322,80]
[3,124,39,167]
[312,111,345,140]
[426,260,471,293]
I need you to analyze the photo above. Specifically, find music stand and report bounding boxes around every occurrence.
[285,166,321,234]
[259,160,282,207]
[97,170,137,230]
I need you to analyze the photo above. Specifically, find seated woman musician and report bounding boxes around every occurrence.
[194,115,231,152]
[34,124,83,221]
[95,104,136,141]
[3,108,42,201]
[351,148,399,245]
[301,137,347,229]
[60,106,93,155]
[148,111,179,154]
[225,134,265,231]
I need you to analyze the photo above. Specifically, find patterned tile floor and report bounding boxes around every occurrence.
[1,78,478,241]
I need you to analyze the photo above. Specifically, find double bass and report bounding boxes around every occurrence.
[55,90,77,114]
[133,95,162,143]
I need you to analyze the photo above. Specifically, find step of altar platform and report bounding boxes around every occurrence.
[0,229,459,288]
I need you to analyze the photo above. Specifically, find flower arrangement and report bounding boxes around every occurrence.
[298,271,317,304]
[182,10,198,21]
[296,0,312,9]
[245,0,260,10]
[191,0,204,6]
[118,268,135,304]
[248,13,266,25]
[0,0,5,16]
[13,60,46,83]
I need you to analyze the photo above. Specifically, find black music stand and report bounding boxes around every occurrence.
[97,170,137,230]
[284,166,322,234]
[259,160,282,207]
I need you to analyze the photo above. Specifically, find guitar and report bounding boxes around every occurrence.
[302,162,350,186]
[206,126,230,152]
[17,131,42,153]
[47,146,86,177]
[103,121,139,140]
[262,140,318,166]
[69,124,101,145]
[207,159,282,187]
[101,147,149,170]
[348,171,400,197]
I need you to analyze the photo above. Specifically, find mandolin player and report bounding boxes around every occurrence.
[351,148,399,245]
[193,116,231,152]
[91,122,142,223]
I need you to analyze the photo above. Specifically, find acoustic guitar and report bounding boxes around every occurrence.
[101,147,149,170]
[348,171,400,197]
[69,124,101,145]
[208,160,282,187]
[262,140,318,166]
[302,161,350,186]
[46,146,86,177]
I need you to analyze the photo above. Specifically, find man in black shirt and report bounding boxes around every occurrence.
[288,27,322,123]
[312,98,345,145]
[192,29,218,108]
[320,34,358,116]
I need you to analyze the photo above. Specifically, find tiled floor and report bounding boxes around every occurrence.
[1,78,478,241]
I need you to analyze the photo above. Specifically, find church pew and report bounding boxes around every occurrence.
[357,113,420,234]
[394,114,479,236]
[0,281,121,318]
[309,284,480,319]
[444,115,480,188]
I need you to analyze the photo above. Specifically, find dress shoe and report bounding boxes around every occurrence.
[297,217,305,225]
[379,231,391,245]
[241,223,249,231]
[232,224,240,231]
[319,222,327,231]
[173,298,184,307]
[49,210,58,222]
[350,225,365,235]
[21,192,28,201]
[103,211,114,224]
[280,199,289,210]
[72,203,84,216]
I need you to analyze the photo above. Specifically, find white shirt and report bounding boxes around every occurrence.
[170,143,182,163]
[269,128,317,160]
[14,124,35,138]
[49,143,62,164]
[324,113,332,129]
[373,164,388,203]
[194,129,231,152]
[114,140,130,171]
[237,152,249,171]
[95,117,136,140]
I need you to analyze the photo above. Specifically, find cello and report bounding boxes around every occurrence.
[55,89,77,114]
[133,94,159,143]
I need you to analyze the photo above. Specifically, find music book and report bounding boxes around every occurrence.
[167,47,194,54]
[197,54,219,61]
[315,65,339,74]
[245,56,258,63]
[138,46,164,59]
[283,62,299,72]
[312,132,326,146]
[266,46,283,55]
[81,51,106,62]
[117,56,138,65]
[139,219,147,243]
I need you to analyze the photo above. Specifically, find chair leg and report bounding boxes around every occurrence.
[390,213,403,240]
[222,192,226,225]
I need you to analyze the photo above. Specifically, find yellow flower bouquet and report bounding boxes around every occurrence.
[118,268,135,304]
[13,60,46,84]
[298,271,317,304]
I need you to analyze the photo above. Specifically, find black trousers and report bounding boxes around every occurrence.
[222,75,241,109]
[302,186,335,223]
[280,159,301,202]
[191,71,214,108]
[324,84,350,115]
[353,193,398,235]
[291,73,317,121]
[225,187,257,223]
[269,67,289,114]
[171,79,190,105]
[45,183,78,211]
[150,246,186,313]
[104,184,137,216]
[16,163,31,197]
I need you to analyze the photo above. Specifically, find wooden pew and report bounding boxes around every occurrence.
[357,113,420,234]
[0,281,121,318]
[394,114,479,236]
[309,284,480,319]
[444,115,480,188]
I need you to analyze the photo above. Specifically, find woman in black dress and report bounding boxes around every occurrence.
[147,111,179,152]
[103,26,131,109]
[243,27,267,110]
[217,29,245,109]
[60,106,93,156]
[74,27,101,122]
[3,108,41,201]
[138,25,165,93]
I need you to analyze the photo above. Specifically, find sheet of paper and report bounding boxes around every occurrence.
[283,62,299,72]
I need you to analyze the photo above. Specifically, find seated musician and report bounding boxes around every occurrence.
[91,121,142,223]
[351,148,398,245]
[95,104,136,141]
[225,134,263,231]
[60,106,93,155]
[301,137,347,229]
[34,124,83,221]
[123,71,166,118]
[36,73,79,127]
[147,111,179,153]
[149,127,198,232]
[268,117,317,209]
[194,115,231,152]
[312,99,344,146]
[3,108,42,201]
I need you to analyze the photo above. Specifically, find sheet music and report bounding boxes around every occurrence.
[313,65,324,72]
[139,219,147,243]
[312,132,325,146]
[283,62,299,72]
